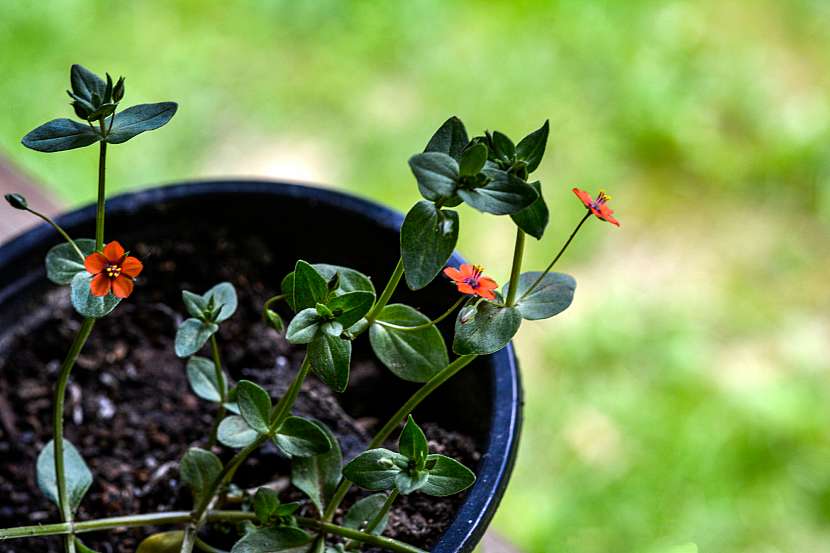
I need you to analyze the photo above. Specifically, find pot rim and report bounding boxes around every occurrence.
[0,179,522,552]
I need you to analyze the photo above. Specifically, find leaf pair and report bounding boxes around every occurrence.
[21,64,177,153]
[216,380,331,457]
[175,282,238,357]
[343,416,475,497]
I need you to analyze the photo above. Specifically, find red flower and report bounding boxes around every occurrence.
[573,188,620,227]
[443,264,498,300]
[84,241,143,298]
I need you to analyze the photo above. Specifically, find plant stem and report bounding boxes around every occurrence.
[322,354,478,521]
[263,293,286,311]
[0,511,256,541]
[52,317,95,553]
[297,518,425,553]
[518,211,591,302]
[504,228,526,306]
[195,537,227,553]
[375,297,465,332]
[95,129,107,250]
[365,258,404,325]
[23,208,84,260]
[344,489,399,550]
[206,335,226,449]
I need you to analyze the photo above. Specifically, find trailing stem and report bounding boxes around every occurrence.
[322,354,478,521]
[505,227,526,306]
[206,335,226,448]
[374,296,465,332]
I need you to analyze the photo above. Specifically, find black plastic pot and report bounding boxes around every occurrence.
[0,180,522,552]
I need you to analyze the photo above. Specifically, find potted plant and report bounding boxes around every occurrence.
[0,65,619,553]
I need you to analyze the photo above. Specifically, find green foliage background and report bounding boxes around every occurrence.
[2,1,830,552]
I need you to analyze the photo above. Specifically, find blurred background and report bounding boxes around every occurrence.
[2,1,829,552]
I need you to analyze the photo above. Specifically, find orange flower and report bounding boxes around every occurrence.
[573,188,620,227]
[84,241,143,298]
[443,264,498,300]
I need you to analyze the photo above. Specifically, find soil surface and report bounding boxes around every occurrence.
[0,228,480,553]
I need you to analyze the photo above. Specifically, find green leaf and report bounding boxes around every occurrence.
[313,264,375,296]
[343,493,390,536]
[36,439,92,515]
[421,454,476,496]
[174,318,218,358]
[510,181,549,240]
[265,309,285,332]
[274,416,332,457]
[490,131,516,162]
[105,102,178,144]
[253,487,282,523]
[182,290,209,319]
[503,272,576,320]
[291,421,342,515]
[394,470,429,495]
[408,152,459,202]
[516,120,549,173]
[369,304,448,382]
[327,291,374,329]
[458,168,537,216]
[186,356,226,402]
[70,271,122,318]
[293,260,329,312]
[70,64,106,106]
[180,447,223,506]
[136,531,184,553]
[342,449,408,492]
[453,302,521,355]
[424,116,469,161]
[285,308,321,344]
[400,201,459,290]
[22,118,101,152]
[217,415,259,448]
[231,528,310,553]
[46,238,95,285]
[459,143,488,176]
[236,380,272,434]
[399,416,428,469]
[308,334,351,393]
[205,282,238,323]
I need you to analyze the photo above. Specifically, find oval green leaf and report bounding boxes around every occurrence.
[46,238,96,285]
[401,201,459,290]
[453,301,521,355]
[274,416,332,458]
[308,334,351,393]
[408,152,459,201]
[369,304,448,382]
[291,421,342,515]
[70,271,122,319]
[503,271,576,320]
[217,415,259,448]
[105,102,178,144]
[186,356,225,402]
[510,181,549,240]
[236,380,273,434]
[36,439,92,515]
[421,454,476,496]
[22,118,101,152]
[174,318,218,358]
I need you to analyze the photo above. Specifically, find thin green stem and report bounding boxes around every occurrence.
[0,511,256,541]
[206,335,226,449]
[519,211,591,302]
[195,537,227,553]
[263,294,286,312]
[24,208,84,260]
[270,356,311,425]
[322,354,478,521]
[53,317,95,553]
[505,228,526,306]
[375,297,465,332]
[95,128,107,250]
[365,258,404,325]
[297,518,425,553]
[344,489,399,550]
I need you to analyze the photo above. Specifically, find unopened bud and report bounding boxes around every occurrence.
[4,193,28,210]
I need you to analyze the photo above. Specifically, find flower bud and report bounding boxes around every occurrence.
[4,193,28,210]
[113,76,125,102]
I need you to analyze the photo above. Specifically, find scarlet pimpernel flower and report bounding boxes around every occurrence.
[573,188,620,227]
[443,263,498,300]
[84,241,143,298]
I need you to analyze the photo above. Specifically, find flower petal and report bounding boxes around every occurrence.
[598,205,620,227]
[443,267,463,282]
[456,283,477,296]
[121,256,143,278]
[90,273,111,297]
[478,277,498,290]
[477,288,497,300]
[111,275,134,299]
[458,264,475,278]
[103,241,126,263]
[572,188,594,208]
[84,252,107,274]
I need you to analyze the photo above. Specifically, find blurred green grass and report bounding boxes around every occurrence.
[2,1,830,552]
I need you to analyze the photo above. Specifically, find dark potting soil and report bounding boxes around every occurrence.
[0,229,480,553]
